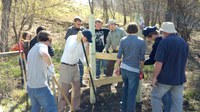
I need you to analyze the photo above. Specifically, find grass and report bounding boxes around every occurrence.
[1,18,200,111]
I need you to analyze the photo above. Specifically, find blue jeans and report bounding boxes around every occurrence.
[151,83,183,112]
[96,59,108,78]
[78,60,84,84]
[162,91,172,112]
[121,69,139,112]
[27,86,57,112]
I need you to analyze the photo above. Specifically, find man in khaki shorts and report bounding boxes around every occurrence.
[58,30,92,112]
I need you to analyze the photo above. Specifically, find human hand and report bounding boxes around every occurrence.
[114,67,120,76]
[48,64,55,78]
[76,31,83,42]
[139,71,144,80]
[108,47,113,53]
[102,49,106,53]
[152,77,157,87]
[116,46,119,51]
[85,66,91,72]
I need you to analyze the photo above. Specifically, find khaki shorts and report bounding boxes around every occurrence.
[59,63,80,84]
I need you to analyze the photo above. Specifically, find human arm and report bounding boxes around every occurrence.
[64,28,72,40]
[115,40,123,76]
[10,44,19,51]
[39,46,55,77]
[48,45,54,57]
[152,61,163,87]
[66,35,81,53]
[104,34,111,53]
[140,41,146,71]
[152,41,166,87]
[145,42,158,65]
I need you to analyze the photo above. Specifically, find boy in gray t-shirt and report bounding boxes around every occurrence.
[27,30,57,112]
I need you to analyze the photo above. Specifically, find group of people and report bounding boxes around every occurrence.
[114,21,188,112]
[12,15,188,112]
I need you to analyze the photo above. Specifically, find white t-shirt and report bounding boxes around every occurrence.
[27,42,49,88]
[61,35,86,64]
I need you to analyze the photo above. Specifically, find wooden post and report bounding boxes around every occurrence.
[135,13,143,103]
[89,14,96,104]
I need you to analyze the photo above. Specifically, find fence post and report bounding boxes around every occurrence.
[89,14,96,104]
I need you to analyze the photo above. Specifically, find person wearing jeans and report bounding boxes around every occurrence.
[95,19,109,78]
[27,31,57,112]
[96,59,108,78]
[115,23,146,112]
[27,86,57,112]
[151,22,188,112]
[143,26,172,111]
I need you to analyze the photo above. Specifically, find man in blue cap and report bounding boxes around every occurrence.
[58,30,92,112]
[143,26,172,112]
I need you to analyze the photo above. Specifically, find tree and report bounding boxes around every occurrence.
[167,0,200,41]
[103,0,109,22]
[12,0,35,42]
[0,0,12,52]
[165,0,175,21]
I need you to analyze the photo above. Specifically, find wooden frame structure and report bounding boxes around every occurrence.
[88,12,143,103]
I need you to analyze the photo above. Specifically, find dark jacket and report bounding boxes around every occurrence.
[30,36,54,57]
[65,26,85,40]
[145,37,162,65]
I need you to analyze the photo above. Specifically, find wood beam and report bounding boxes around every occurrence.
[90,75,122,87]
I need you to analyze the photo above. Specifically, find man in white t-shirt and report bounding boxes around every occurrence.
[58,30,92,112]
[27,30,57,112]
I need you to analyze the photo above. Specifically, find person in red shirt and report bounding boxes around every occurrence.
[11,31,32,86]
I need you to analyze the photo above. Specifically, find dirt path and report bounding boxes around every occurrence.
[78,32,200,112]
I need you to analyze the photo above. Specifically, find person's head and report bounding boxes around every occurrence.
[82,30,92,43]
[159,22,177,38]
[126,22,138,34]
[73,16,82,29]
[21,31,32,41]
[36,26,46,35]
[143,26,159,41]
[37,30,52,46]
[95,19,103,30]
[106,19,117,31]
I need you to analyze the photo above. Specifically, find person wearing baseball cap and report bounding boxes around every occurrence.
[143,26,172,112]
[104,19,127,78]
[58,30,92,112]
[151,22,188,112]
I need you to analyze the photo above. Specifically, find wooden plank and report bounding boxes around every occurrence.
[96,53,149,61]
[90,76,123,87]
[0,51,19,57]
[96,52,118,60]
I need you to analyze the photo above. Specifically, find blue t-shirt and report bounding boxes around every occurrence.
[155,34,188,85]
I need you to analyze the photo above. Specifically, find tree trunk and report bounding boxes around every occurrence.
[142,0,150,26]
[122,0,126,25]
[0,0,12,52]
[165,0,174,21]
[103,0,109,22]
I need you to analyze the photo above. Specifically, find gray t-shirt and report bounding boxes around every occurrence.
[27,42,49,88]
